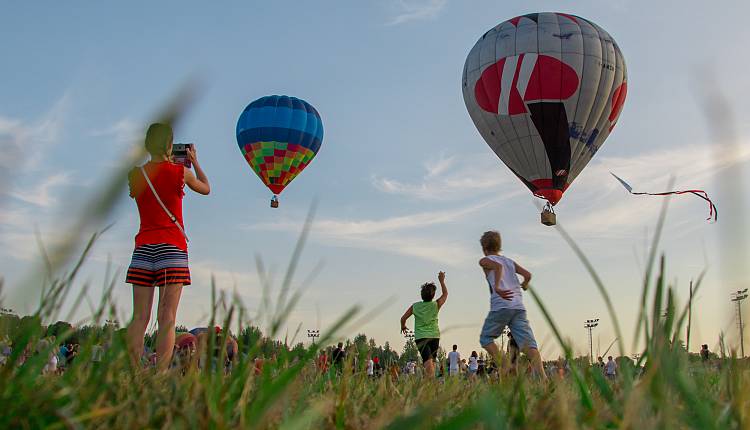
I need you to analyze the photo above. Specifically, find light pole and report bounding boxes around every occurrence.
[731,289,748,358]
[584,319,599,365]
[307,329,320,345]
[403,329,414,340]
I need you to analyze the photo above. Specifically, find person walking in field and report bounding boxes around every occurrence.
[125,123,210,371]
[468,351,479,376]
[448,344,461,376]
[605,356,617,380]
[477,231,546,379]
[400,272,448,378]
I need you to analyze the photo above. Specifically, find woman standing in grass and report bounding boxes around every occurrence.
[125,123,210,370]
[400,271,448,377]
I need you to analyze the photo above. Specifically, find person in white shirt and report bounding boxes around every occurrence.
[447,344,461,376]
[44,353,58,375]
[366,356,374,377]
[605,356,617,380]
[468,351,479,376]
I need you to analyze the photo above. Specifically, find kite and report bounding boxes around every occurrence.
[236,95,324,208]
[611,173,717,222]
[462,13,627,225]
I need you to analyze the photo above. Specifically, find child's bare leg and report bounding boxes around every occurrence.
[523,347,547,380]
[424,358,435,377]
[482,342,500,360]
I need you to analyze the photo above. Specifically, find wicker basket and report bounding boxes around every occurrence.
[541,209,556,226]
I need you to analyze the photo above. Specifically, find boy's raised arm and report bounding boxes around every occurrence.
[514,262,532,290]
[436,271,448,309]
[400,306,413,334]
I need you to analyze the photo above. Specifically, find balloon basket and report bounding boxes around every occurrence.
[541,203,556,226]
[270,195,279,208]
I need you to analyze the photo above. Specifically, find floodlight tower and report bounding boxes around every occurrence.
[403,329,414,340]
[307,329,320,345]
[731,289,748,358]
[584,319,599,365]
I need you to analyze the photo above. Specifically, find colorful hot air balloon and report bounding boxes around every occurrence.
[236,95,324,208]
[462,13,627,225]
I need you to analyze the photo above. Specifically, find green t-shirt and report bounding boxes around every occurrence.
[412,301,440,339]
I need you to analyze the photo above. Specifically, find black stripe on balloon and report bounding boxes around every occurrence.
[527,102,571,190]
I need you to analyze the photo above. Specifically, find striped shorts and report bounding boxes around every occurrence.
[125,244,191,287]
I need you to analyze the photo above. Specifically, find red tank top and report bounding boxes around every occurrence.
[129,161,187,250]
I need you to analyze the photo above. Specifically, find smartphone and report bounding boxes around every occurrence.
[172,143,193,168]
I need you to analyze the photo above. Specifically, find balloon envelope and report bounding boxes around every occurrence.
[462,13,627,205]
[236,95,323,195]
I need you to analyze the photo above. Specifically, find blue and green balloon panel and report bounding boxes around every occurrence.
[236,95,323,195]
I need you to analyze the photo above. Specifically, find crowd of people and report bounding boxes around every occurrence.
[0,335,104,375]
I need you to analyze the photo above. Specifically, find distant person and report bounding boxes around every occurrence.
[58,343,69,369]
[317,351,329,373]
[373,356,381,376]
[91,344,104,371]
[468,351,479,376]
[366,356,374,377]
[597,356,605,370]
[700,344,710,362]
[507,332,519,373]
[605,356,617,380]
[477,231,546,379]
[400,271,449,378]
[332,342,346,371]
[448,345,461,376]
[43,350,58,375]
[125,123,210,371]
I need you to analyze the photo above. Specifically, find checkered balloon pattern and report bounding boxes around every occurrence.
[236,95,323,195]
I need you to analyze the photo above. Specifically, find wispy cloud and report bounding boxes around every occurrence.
[386,0,447,26]
[247,201,495,265]
[372,152,520,201]
[0,93,69,172]
[542,141,750,238]
[8,172,72,207]
[90,118,142,146]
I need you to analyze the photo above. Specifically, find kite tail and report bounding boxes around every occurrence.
[632,189,717,222]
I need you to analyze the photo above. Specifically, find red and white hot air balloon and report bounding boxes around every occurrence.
[462,13,627,225]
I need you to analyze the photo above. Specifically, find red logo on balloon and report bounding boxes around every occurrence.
[475,54,579,116]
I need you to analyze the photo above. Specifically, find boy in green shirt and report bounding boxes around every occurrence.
[400,271,448,377]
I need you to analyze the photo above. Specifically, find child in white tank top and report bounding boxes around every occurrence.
[478,230,547,380]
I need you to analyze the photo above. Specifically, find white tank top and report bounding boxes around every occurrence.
[485,254,525,311]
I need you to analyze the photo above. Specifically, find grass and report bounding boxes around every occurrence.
[1,87,748,429]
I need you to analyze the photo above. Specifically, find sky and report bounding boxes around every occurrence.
[1,1,749,360]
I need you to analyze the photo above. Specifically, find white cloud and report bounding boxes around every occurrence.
[8,172,72,207]
[90,118,142,146]
[387,0,447,26]
[541,141,750,238]
[0,93,69,171]
[372,152,521,201]
[248,201,496,265]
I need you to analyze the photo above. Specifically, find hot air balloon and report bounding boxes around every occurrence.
[462,13,627,225]
[236,95,324,208]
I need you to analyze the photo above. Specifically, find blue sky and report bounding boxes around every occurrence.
[1,1,749,359]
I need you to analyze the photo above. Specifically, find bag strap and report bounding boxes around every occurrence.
[139,166,189,242]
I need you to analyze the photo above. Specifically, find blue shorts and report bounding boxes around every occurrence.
[479,309,538,350]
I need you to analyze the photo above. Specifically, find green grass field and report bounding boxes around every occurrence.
[1,90,747,429]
